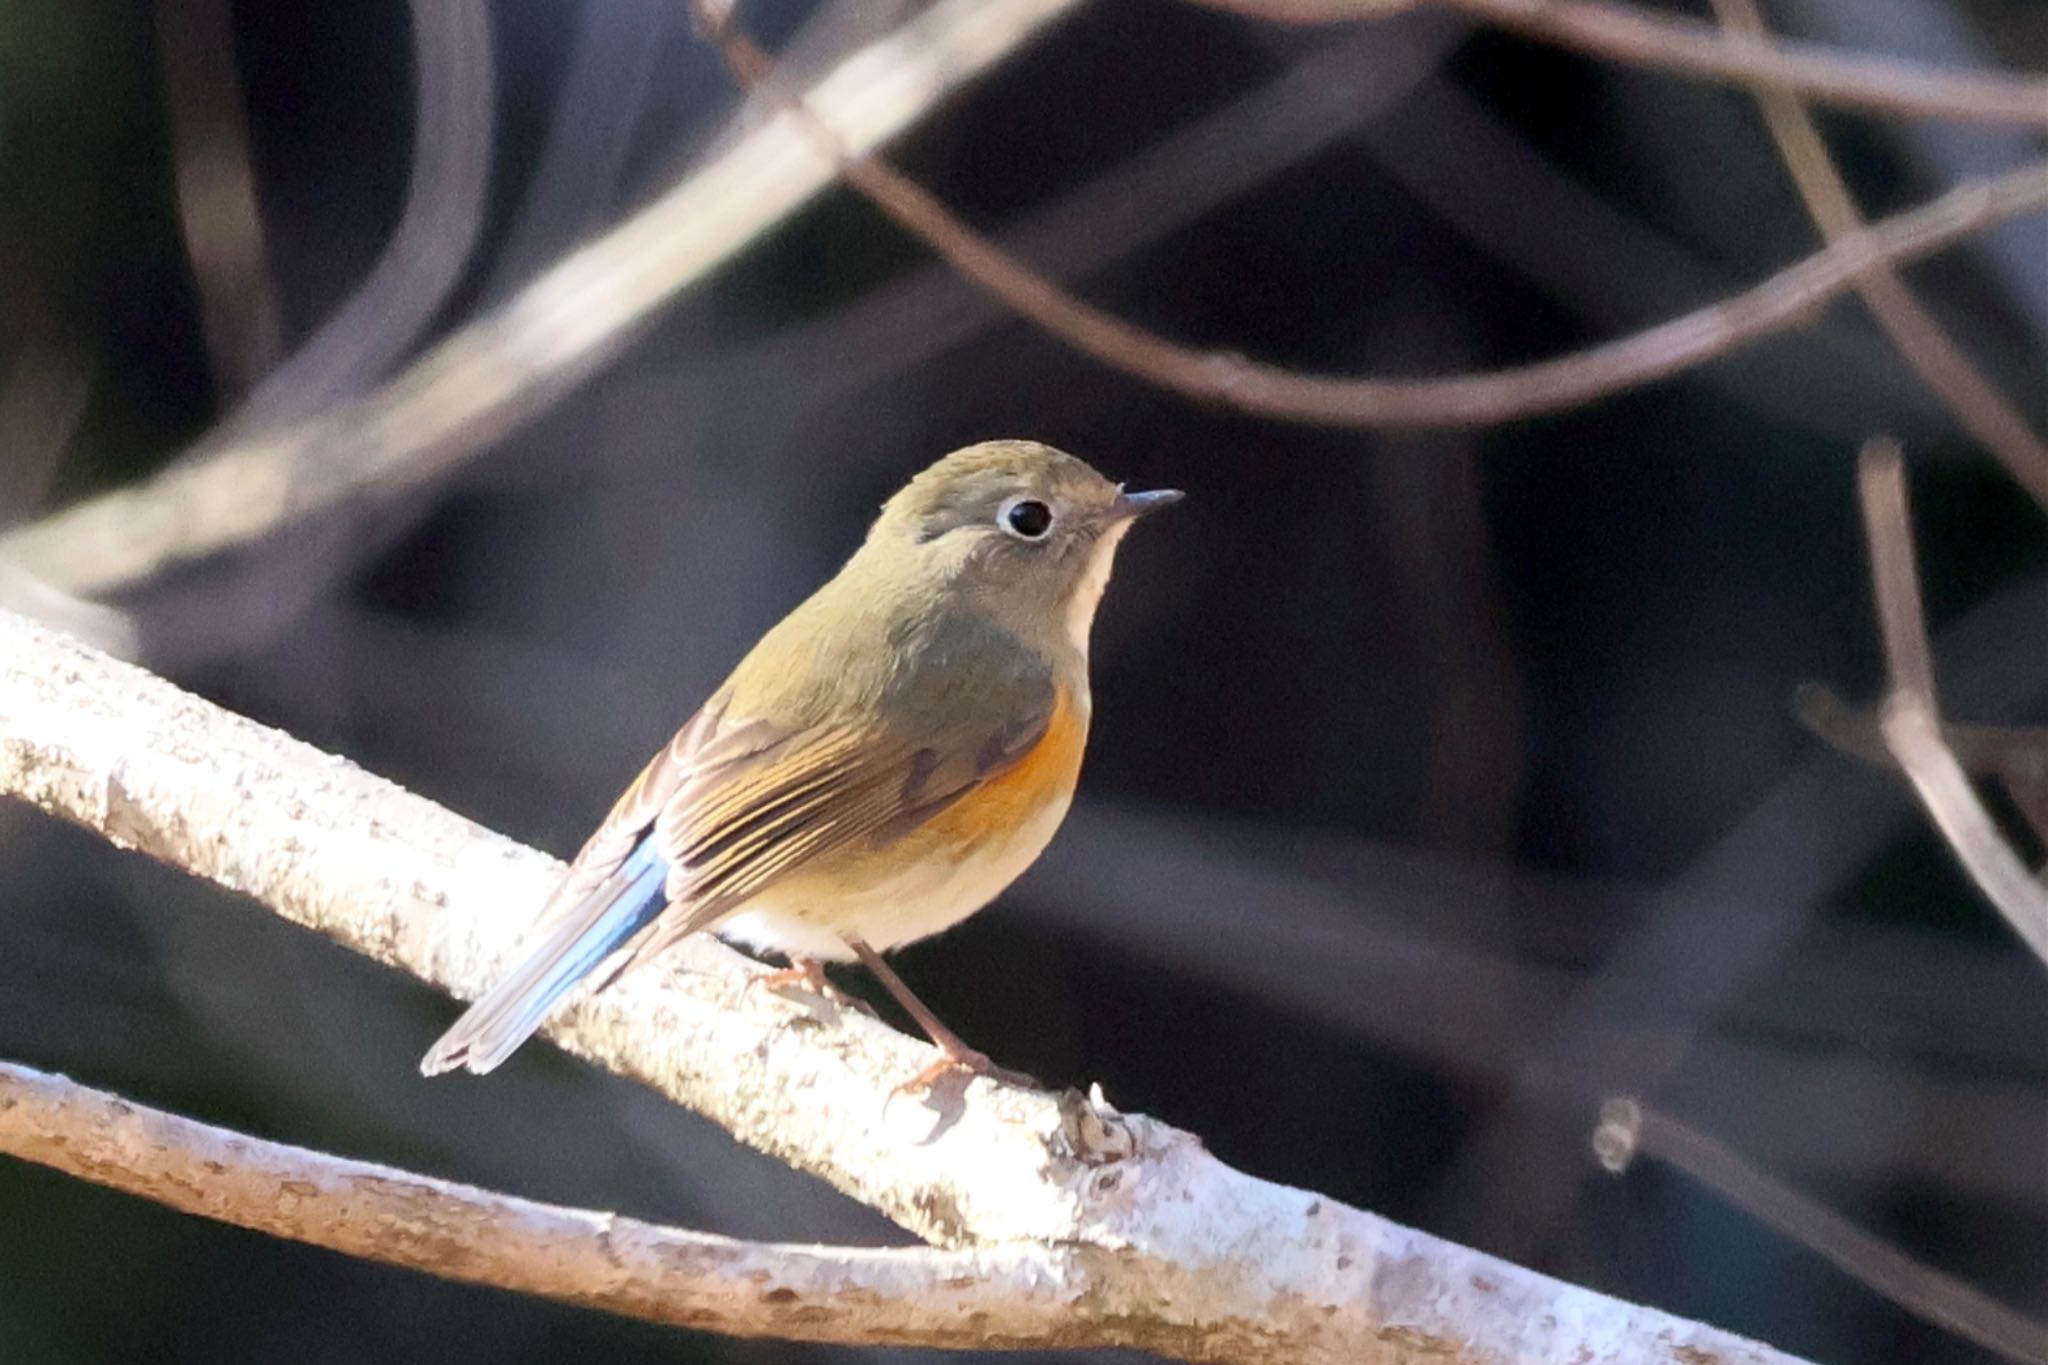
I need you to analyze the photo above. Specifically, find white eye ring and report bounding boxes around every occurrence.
[998,495,1055,541]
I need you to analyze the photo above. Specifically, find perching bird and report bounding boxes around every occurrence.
[420,440,1179,1086]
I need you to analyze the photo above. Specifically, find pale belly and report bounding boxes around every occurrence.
[713,786,1074,961]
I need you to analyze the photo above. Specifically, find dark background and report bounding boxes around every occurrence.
[2,1,2045,1361]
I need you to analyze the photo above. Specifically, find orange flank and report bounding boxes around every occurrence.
[922,685,1089,854]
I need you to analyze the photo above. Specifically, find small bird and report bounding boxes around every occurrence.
[421,440,1179,1086]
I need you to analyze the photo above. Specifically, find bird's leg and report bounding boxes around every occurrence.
[847,938,1037,1092]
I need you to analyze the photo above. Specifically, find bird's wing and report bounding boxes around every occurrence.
[621,671,1059,962]
[522,701,787,936]
[420,635,1058,1075]
[418,701,792,1075]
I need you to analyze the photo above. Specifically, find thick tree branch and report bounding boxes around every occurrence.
[1190,0,2048,129]
[0,610,1803,1363]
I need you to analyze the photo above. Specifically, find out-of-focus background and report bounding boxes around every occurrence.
[2,1,2045,1361]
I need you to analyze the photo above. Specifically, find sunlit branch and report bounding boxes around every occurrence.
[0,610,1806,1365]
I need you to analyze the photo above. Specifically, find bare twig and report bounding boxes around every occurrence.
[0,610,1806,1365]
[1433,566,2048,1261]
[1710,0,2048,512]
[10,15,2047,611]
[1856,442,2048,968]
[699,7,2048,428]
[707,14,1466,414]
[1860,441,1940,707]
[1597,1099,2048,1365]
[1354,75,1932,439]
[0,0,1082,601]
[1882,698,2048,969]
[1191,0,2048,128]
[1795,681,2048,791]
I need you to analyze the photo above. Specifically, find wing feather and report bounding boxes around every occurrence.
[616,678,1057,965]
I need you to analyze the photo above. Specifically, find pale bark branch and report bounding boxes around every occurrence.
[0,0,1082,601]
[1596,1099,2048,1365]
[0,609,1805,1363]
[1854,442,2048,970]
[1709,0,2048,514]
[1190,0,2048,128]
[0,1058,1116,1353]
[700,6,2048,429]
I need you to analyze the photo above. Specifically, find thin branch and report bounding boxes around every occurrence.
[1794,681,2048,780]
[1859,441,1940,707]
[1190,0,2048,129]
[1881,697,2048,969]
[0,0,1083,601]
[699,7,2048,428]
[1596,1099,2048,1365]
[1856,442,2048,969]
[0,610,1806,1365]
[9,14,2047,611]
[1710,0,2048,513]
[0,1059,1118,1353]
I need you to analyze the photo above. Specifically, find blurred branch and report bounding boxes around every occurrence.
[1597,1099,2048,1365]
[1861,440,1941,707]
[1354,75,1928,439]
[0,1059,1133,1353]
[227,0,496,427]
[1709,0,2048,512]
[483,0,670,293]
[153,0,283,400]
[1797,681,2048,841]
[701,7,2048,428]
[0,347,92,516]
[1025,800,2048,1199]
[1856,442,2048,968]
[1797,681,2048,779]
[0,0,1081,602]
[706,13,1465,417]
[0,611,1808,1365]
[1190,0,2048,128]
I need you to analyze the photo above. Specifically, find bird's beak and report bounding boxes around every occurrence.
[1106,487,1184,523]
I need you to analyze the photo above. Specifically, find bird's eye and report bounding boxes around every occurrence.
[1000,497,1054,541]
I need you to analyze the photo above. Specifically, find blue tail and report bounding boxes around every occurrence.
[420,837,669,1075]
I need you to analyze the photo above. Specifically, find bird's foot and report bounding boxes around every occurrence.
[892,1042,1038,1097]
[751,956,872,1017]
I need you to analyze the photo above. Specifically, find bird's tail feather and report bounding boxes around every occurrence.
[419,838,669,1076]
